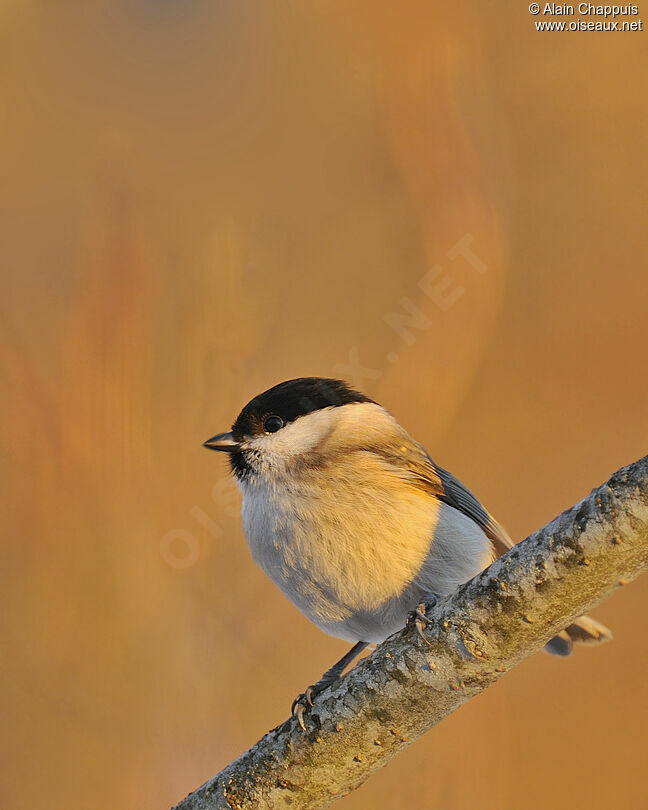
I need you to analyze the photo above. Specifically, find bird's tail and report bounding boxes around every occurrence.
[544,614,613,656]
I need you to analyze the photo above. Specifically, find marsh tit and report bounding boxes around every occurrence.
[204,377,611,727]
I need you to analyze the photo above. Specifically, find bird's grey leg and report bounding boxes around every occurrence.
[406,592,439,645]
[291,640,369,731]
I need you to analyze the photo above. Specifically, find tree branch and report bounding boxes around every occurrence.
[172,455,648,810]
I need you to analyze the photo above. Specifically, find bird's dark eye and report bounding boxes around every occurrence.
[263,415,284,434]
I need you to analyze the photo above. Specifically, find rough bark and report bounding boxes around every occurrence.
[172,455,648,810]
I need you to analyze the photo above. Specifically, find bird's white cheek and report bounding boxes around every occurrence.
[245,408,340,463]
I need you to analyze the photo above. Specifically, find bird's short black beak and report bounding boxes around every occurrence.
[203,432,240,452]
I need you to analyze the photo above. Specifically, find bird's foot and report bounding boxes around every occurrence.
[291,685,318,731]
[406,593,439,645]
[290,641,369,731]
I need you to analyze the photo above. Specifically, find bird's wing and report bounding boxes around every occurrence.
[379,440,514,557]
[425,455,514,557]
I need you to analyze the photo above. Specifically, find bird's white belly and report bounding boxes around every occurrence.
[240,482,493,644]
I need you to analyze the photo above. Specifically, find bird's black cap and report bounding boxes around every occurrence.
[232,377,374,439]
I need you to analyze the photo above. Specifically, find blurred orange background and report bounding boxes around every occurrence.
[2,2,648,808]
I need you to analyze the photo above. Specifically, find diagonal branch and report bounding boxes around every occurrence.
[173,455,648,810]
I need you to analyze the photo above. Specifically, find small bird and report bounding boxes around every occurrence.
[204,377,611,727]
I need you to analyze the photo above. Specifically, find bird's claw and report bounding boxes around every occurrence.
[291,686,315,731]
[406,595,438,645]
[290,641,369,731]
